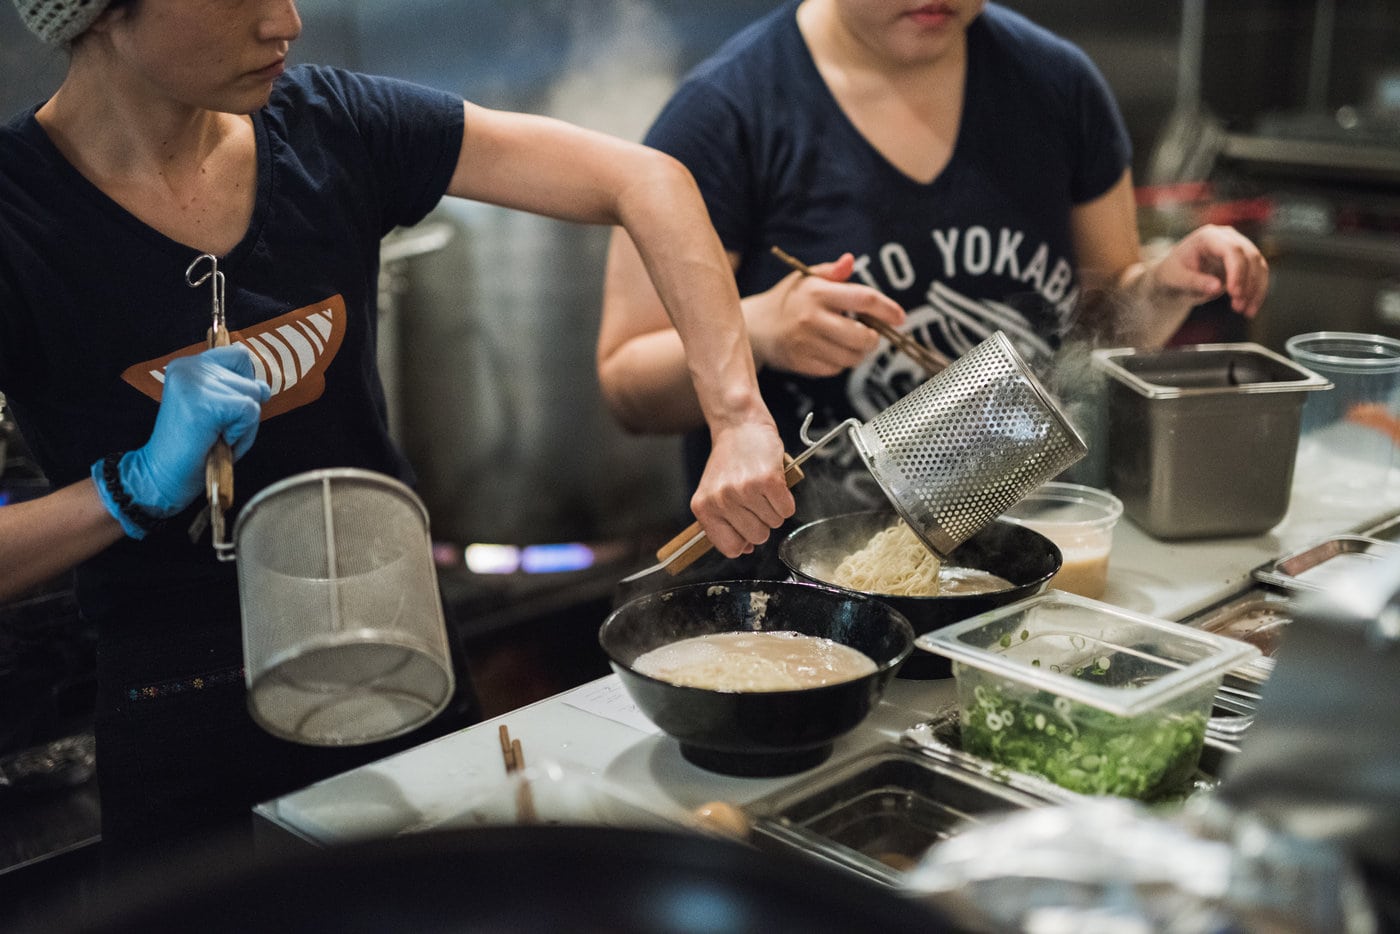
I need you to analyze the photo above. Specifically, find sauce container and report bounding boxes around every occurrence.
[916,592,1259,800]
[998,482,1123,599]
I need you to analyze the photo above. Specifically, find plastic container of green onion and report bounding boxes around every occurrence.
[916,592,1259,799]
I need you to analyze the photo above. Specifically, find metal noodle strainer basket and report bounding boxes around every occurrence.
[633,331,1087,579]
[847,331,1088,556]
[234,468,455,746]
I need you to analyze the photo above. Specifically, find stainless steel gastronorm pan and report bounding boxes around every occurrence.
[1179,589,1293,683]
[1093,343,1331,539]
[1253,534,1400,593]
[745,744,1053,887]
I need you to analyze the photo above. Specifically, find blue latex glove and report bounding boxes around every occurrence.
[92,345,270,537]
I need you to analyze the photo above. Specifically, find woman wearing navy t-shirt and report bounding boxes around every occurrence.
[598,0,1269,511]
[0,0,798,867]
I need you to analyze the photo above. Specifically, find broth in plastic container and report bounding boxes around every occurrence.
[999,482,1122,599]
[916,593,1258,800]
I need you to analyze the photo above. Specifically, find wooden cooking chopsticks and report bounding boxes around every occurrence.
[769,246,951,377]
[498,724,537,824]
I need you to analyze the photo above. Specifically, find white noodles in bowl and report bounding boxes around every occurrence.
[830,521,944,596]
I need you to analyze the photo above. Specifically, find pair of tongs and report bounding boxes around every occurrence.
[185,253,236,560]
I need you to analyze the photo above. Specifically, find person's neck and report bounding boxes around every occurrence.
[37,53,246,189]
[34,43,260,256]
[798,0,966,95]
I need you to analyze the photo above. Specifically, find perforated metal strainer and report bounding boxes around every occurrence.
[848,331,1088,556]
[234,468,455,746]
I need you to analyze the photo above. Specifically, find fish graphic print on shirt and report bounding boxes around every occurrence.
[119,295,347,421]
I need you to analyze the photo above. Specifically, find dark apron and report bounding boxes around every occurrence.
[91,573,479,871]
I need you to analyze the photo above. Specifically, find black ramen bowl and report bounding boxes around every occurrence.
[780,511,1061,680]
[598,580,914,778]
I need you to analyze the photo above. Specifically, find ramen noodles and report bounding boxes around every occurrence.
[831,521,943,596]
[632,631,877,692]
[829,521,1015,597]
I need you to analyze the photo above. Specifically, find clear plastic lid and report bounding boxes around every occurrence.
[916,592,1260,716]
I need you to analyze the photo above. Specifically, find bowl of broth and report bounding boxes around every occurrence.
[598,580,914,778]
[779,511,1061,679]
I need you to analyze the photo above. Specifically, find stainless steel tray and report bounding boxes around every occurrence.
[1253,534,1400,593]
[1358,510,1400,543]
[1178,590,1292,684]
[900,705,1241,805]
[745,743,1053,888]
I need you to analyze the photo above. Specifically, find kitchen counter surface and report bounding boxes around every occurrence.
[255,464,1400,847]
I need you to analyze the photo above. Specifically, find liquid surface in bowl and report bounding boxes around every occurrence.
[632,631,877,692]
[936,566,1017,596]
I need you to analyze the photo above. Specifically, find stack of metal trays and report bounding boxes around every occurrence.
[745,706,1242,889]
[744,742,1058,888]
[1253,534,1400,594]
[1182,592,1290,682]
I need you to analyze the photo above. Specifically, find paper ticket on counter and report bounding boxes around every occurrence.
[562,678,661,734]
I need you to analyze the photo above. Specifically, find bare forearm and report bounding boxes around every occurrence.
[1094,226,1267,350]
[0,479,123,602]
[598,324,706,433]
[611,159,772,436]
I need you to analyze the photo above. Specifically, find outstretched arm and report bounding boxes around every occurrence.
[0,481,123,602]
[445,102,802,556]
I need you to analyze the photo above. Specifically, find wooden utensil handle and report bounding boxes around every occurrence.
[656,455,805,576]
[770,246,949,376]
[206,324,234,508]
[207,440,234,511]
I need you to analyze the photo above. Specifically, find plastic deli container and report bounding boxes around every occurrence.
[1285,331,1400,503]
[915,592,1259,800]
[999,482,1123,599]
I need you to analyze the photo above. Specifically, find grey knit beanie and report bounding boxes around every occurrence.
[13,0,113,44]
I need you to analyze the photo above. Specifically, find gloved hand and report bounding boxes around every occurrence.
[92,345,270,538]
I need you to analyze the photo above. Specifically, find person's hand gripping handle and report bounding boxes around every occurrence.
[655,454,805,575]
[90,346,270,540]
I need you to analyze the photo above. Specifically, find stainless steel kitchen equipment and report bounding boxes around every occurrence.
[1219,542,1400,879]
[1182,590,1292,684]
[1253,534,1400,593]
[745,743,1057,888]
[853,331,1088,557]
[235,468,455,746]
[1094,342,1332,539]
[778,511,1061,679]
[643,331,1088,577]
